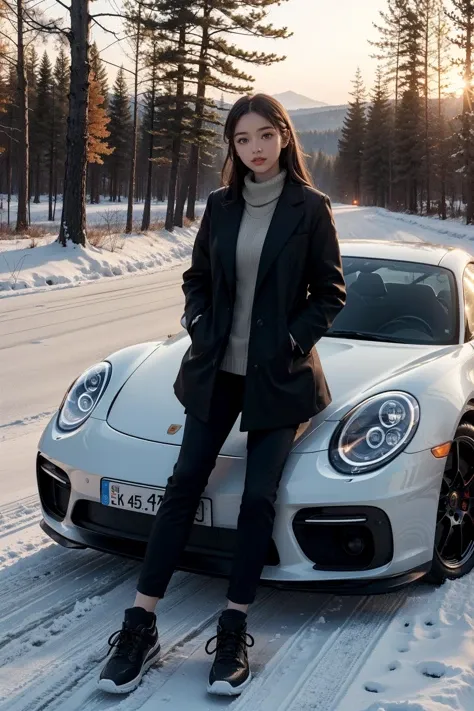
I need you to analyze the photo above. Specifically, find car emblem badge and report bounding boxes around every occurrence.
[167,424,182,435]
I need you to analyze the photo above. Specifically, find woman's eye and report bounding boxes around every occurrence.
[263,132,274,139]
[236,138,248,145]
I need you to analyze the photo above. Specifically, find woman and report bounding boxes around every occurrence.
[98,93,346,697]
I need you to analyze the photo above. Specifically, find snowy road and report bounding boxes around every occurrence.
[2,495,474,711]
[2,205,474,710]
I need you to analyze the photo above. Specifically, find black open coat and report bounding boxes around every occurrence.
[173,179,346,431]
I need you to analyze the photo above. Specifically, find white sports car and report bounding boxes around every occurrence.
[37,240,474,593]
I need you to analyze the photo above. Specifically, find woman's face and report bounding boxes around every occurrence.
[233,111,287,182]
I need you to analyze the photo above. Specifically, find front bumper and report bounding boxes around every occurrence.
[37,414,444,589]
[39,517,430,595]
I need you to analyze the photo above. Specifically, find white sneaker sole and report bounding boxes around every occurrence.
[97,640,161,694]
[207,672,252,696]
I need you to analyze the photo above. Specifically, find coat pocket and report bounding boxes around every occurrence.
[190,308,214,356]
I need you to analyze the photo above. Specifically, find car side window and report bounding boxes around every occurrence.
[463,264,474,340]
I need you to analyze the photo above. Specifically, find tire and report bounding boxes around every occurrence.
[428,422,474,584]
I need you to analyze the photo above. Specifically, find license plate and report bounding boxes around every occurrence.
[100,479,212,527]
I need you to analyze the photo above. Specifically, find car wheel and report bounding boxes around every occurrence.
[428,423,474,584]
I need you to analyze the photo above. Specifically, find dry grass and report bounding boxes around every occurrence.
[0,224,50,241]
[0,211,195,246]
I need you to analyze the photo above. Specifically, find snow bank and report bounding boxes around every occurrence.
[0,226,198,297]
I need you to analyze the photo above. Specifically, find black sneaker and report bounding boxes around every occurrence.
[98,607,160,694]
[205,609,255,696]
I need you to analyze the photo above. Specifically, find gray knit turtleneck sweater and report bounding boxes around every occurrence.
[220,168,287,376]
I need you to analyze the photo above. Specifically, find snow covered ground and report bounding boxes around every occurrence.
[0,199,205,295]
[3,199,474,298]
[2,202,474,711]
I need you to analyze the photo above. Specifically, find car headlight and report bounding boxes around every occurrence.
[57,362,112,431]
[329,392,419,474]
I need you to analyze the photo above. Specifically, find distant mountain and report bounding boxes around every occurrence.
[289,105,348,132]
[272,91,327,110]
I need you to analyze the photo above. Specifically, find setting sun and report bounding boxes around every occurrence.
[447,70,470,97]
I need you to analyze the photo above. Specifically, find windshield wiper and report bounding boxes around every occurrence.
[326,330,402,343]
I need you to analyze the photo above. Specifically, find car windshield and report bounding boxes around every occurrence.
[327,257,458,345]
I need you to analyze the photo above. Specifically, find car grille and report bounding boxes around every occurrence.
[71,500,280,566]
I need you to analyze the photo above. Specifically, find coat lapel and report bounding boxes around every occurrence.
[215,191,244,299]
[254,181,305,294]
[215,181,305,299]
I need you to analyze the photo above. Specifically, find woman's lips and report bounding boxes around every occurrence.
[252,158,266,165]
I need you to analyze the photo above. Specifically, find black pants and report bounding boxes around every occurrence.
[137,370,298,605]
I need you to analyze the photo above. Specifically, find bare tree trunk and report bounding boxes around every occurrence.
[125,4,142,233]
[437,8,447,222]
[58,0,90,246]
[48,82,55,220]
[34,152,40,203]
[6,98,13,225]
[165,24,186,233]
[48,85,55,221]
[15,0,29,233]
[464,12,473,224]
[186,3,210,221]
[141,57,156,232]
[424,5,431,215]
[174,156,190,226]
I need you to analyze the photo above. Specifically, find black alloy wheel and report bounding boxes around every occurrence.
[429,423,474,584]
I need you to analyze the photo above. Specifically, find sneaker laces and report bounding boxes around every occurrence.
[205,628,255,662]
[106,625,146,660]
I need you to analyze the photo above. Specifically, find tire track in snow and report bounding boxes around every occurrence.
[0,277,183,326]
[230,590,406,711]
[0,495,41,538]
[0,495,49,571]
[103,590,338,711]
[0,570,227,711]
[0,550,138,651]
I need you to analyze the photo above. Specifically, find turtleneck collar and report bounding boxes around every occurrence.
[242,168,287,207]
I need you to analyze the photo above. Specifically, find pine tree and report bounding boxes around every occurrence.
[123,0,150,232]
[419,0,437,213]
[149,0,195,231]
[338,68,366,204]
[26,46,39,210]
[1,66,17,224]
[25,45,38,108]
[58,0,92,246]
[15,0,29,231]
[88,42,110,203]
[89,42,109,109]
[107,67,133,202]
[446,0,474,223]
[432,0,451,220]
[309,150,337,196]
[370,0,409,107]
[32,51,53,203]
[183,0,291,223]
[393,4,424,212]
[87,70,113,165]
[0,64,9,157]
[139,40,162,231]
[363,68,392,207]
[52,47,69,220]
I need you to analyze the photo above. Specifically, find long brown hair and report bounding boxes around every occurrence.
[221,93,314,201]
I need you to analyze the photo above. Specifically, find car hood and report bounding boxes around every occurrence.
[106,333,449,456]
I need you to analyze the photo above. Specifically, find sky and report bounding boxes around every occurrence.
[85,0,387,107]
[40,0,462,108]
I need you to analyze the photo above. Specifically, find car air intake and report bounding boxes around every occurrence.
[292,506,393,571]
[36,454,71,521]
